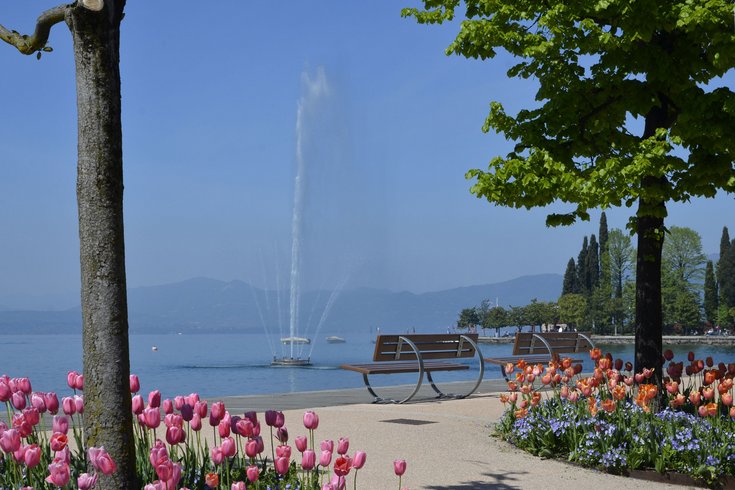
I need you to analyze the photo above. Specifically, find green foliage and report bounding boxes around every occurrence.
[587,234,600,290]
[717,228,735,325]
[562,258,577,295]
[558,293,587,329]
[599,212,609,254]
[576,236,589,294]
[663,226,707,285]
[482,304,509,336]
[457,307,480,330]
[608,228,636,299]
[704,260,718,323]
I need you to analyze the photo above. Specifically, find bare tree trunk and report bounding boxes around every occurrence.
[68,2,137,488]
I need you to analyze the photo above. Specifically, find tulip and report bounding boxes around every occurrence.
[23,407,40,426]
[55,446,70,464]
[166,426,185,445]
[13,445,27,464]
[77,473,98,490]
[276,444,291,459]
[89,446,117,475]
[236,418,253,437]
[11,391,26,410]
[163,398,173,415]
[131,394,145,415]
[129,374,140,393]
[303,410,319,430]
[221,437,237,457]
[173,395,185,410]
[211,401,225,420]
[302,449,316,470]
[194,400,207,418]
[265,410,278,426]
[330,474,347,490]
[0,428,21,453]
[722,393,733,406]
[46,461,71,487]
[180,403,194,422]
[320,450,333,467]
[218,419,231,438]
[74,374,84,391]
[190,414,202,431]
[394,459,407,476]
[337,437,349,455]
[44,392,59,414]
[156,459,174,481]
[295,435,308,452]
[232,482,247,490]
[143,407,161,429]
[321,439,334,452]
[67,371,79,390]
[0,381,10,402]
[148,390,161,409]
[31,392,46,412]
[24,444,41,468]
[245,439,259,458]
[210,446,224,465]
[276,426,288,443]
[334,455,352,476]
[149,442,168,467]
[689,391,702,406]
[74,395,84,414]
[205,472,219,488]
[353,450,367,469]
[246,465,259,482]
[275,456,290,475]
[50,432,68,451]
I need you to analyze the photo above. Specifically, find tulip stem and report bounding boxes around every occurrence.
[269,426,276,465]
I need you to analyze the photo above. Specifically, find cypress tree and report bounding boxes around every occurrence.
[704,260,718,323]
[599,212,609,255]
[717,227,734,311]
[577,237,589,294]
[588,234,600,289]
[562,258,577,295]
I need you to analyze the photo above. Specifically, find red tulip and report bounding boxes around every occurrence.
[275,456,290,475]
[205,472,219,488]
[353,450,366,469]
[246,465,259,482]
[334,455,352,476]
[301,449,316,470]
[44,392,59,414]
[394,459,407,476]
[295,435,308,452]
[337,437,349,455]
[50,433,68,451]
[303,410,319,430]
[221,437,237,457]
[45,461,71,487]
[129,374,140,393]
[24,444,41,468]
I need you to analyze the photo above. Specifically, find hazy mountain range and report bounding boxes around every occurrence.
[0,274,562,334]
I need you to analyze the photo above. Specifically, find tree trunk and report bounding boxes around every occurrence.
[68,2,137,488]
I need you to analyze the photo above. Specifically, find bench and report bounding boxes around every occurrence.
[484,332,595,381]
[341,334,485,404]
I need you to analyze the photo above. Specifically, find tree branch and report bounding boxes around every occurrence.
[0,1,103,56]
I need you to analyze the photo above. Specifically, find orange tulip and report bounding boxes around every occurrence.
[562,358,573,370]
[670,393,686,408]
[730,406,735,418]
[530,392,541,407]
[601,399,616,413]
[704,370,716,386]
[514,408,528,419]
[590,348,602,361]
[507,381,518,392]
[612,385,626,401]
[499,394,510,404]
[588,397,598,416]
[517,360,528,370]
[504,363,515,375]
[721,393,733,406]
[689,391,701,406]
[665,381,679,395]
[703,387,715,400]
[598,358,611,371]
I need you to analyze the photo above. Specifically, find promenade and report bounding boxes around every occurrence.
[221,380,704,489]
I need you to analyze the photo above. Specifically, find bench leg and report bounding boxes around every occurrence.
[361,372,424,404]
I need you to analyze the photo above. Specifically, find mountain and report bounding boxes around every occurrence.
[0,274,562,334]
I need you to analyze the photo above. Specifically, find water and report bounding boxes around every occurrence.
[1,332,733,401]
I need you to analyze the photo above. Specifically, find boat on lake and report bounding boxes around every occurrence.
[326,336,346,343]
[280,336,311,344]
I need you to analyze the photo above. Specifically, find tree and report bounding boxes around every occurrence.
[662,226,706,285]
[608,229,635,299]
[558,294,587,331]
[599,212,609,255]
[404,1,735,386]
[1,2,137,487]
[718,227,735,324]
[587,234,600,290]
[508,305,527,333]
[562,258,577,295]
[457,307,480,331]
[482,305,509,337]
[576,237,589,294]
[703,260,718,323]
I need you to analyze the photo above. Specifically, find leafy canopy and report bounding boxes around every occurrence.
[402,1,735,225]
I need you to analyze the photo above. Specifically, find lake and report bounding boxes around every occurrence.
[1,331,734,401]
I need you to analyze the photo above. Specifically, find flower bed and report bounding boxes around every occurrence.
[1,372,410,489]
[495,349,735,488]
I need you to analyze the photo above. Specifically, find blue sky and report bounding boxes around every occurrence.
[0,1,733,307]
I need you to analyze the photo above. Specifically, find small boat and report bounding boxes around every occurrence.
[151,346,158,352]
[280,337,311,344]
[326,336,346,343]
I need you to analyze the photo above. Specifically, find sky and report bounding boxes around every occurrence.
[0,1,733,309]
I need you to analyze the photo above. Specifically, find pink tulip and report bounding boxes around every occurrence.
[0,421,6,434]
[164,413,183,429]
[15,378,30,394]
[132,394,145,415]
[218,419,231,438]
[11,391,26,410]
[148,390,161,409]
[245,439,259,458]
[302,449,316,470]
[0,428,21,453]
[222,437,237,458]
[210,446,224,465]
[31,393,46,412]
[44,392,59,414]
[67,371,79,390]
[319,450,333,467]
[23,407,40,426]
[353,450,366,469]
[77,473,98,490]
[211,401,225,420]
[252,421,261,437]
[0,381,10,402]
[24,444,41,468]
[236,418,253,437]
[155,459,174,481]
[303,410,319,430]
[50,432,68,451]
[13,445,26,463]
[46,461,71,487]
[149,441,168,466]
[74,374,84,391]
[55,446,70,464]
[394,459,407,476]
[232,482,247,490]
[186,392,200,407]
[246,465,259,482]
[337,437,349,455]
[129,374,140,393]
[330,475,347,490]
[275,456,290,475]
[166,426,185,445]
[276,444,292,459]
[295,435,308,452]
[321,440,334,452]
[173,396,185,410]
[89,446,117,475]
[143,407,161,429]
[73,395,84,414]
[190,414,202,431]
[194,400,207,418]
[163,399,173,415]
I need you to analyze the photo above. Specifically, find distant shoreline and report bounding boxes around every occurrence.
[478,335,735,346]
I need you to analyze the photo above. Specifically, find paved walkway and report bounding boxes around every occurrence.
[219,381,705,489]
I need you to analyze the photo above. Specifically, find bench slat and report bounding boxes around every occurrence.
[340,361,470,375]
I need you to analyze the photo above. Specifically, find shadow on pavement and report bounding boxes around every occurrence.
[423,470,526,489]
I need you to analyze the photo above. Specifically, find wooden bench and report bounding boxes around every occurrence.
[484,332,595,381]
[341,334,485,404]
